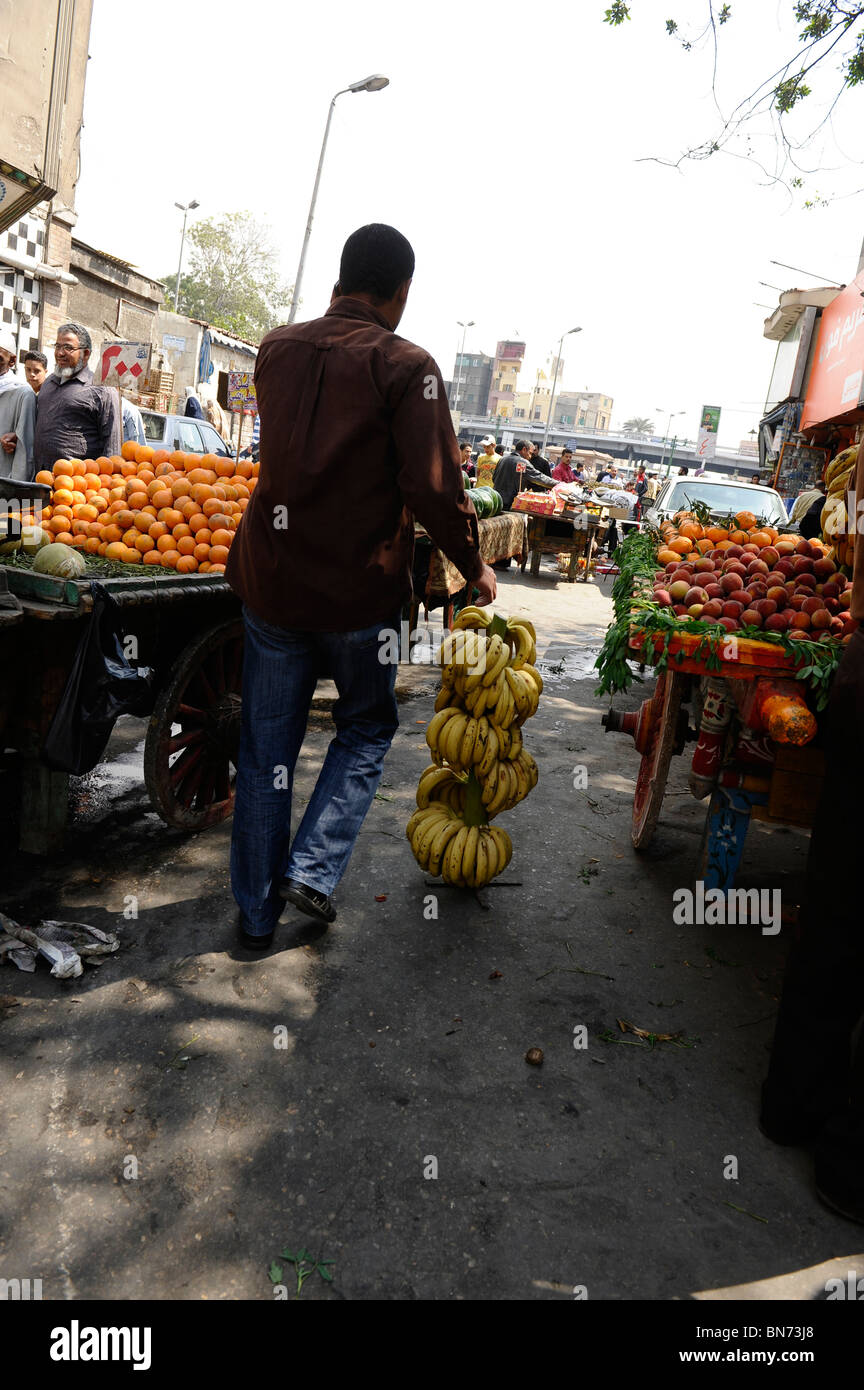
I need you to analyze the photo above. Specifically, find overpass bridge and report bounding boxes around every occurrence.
[457,416,760,478]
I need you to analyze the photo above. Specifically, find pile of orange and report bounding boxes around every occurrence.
[35,441,259,573]
[655,511,809,568]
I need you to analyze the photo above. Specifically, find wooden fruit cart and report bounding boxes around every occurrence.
[0,563,243,854]
[602,627,827,888]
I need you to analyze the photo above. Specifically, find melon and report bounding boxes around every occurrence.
[32,542,87,578]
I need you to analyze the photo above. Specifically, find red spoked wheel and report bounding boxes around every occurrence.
[631,669,688,850]
[144,619,243,830]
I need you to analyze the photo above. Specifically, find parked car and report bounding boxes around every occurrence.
[140,411,234,457]
[643,476,792,531]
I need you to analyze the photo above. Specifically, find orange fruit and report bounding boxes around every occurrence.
[156,534,176,553]
[149,521,168,540]
[176,555,197,573]
[92,496,109,514]
[97,542,108,556]
[171,478,192,498]
[169,450,187,467]
[236,498,248,512]
[151,488,174,511]
[668,537,691,555]
[121,528,139,547]
[86,521,103,538]
[178,499,198,520]
[235,460,253,479]
[728,529,748,546]
[152,449,170,465]
[143,550,163,565]
[134,444,155,465]
[191,484,215,504]
[121,441,138,461]
[195,527,212,546]
[135,534,156,554]
[188,468,217,486]
[172,523,192,541]
[102,524,123,544]
[214,457,235,477]
[749,531,772,549]
[71,520,90,536]
[189,513,211,534]
[158,507,184,530]
[160,549,180,568]
[120,545,141,565]
[83,473,101,491]
[193,543,211,563]
[52,489,74,508]
[176,535,196,556]
[155,461,174,478]
[36,470,54,486]
[54,531,74,546]
[137,469,155,487]
[209,544,230,565]
[119,460,137,477]
[198,561,212,573]
[735,511,757,531]
[114,510,135,530]
[85,537,102,554]
[209,528,233,549]
[209,562,226,573]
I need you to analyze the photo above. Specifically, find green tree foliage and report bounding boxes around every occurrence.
[163,212,292,342]
[603,3,864,195]
[623,416,656,432]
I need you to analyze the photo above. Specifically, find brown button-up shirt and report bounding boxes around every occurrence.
[225,297,484,631]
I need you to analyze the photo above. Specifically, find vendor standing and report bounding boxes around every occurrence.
[33,323,121,472]
[0,330,36,480]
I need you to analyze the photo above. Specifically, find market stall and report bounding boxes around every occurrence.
[513,488,625,583]
[0,443,255,852]
[413,507,528,627]
[596,500,852,886]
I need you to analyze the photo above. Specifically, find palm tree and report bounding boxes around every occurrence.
[623,416,655,434]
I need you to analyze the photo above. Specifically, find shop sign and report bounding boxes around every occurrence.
[801,270,864,429]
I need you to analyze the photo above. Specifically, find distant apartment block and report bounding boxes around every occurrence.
[488,340,525,419]
[553,391,614,431]
[449,351,493,414]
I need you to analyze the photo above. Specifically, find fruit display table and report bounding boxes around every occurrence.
[523,510,607,582]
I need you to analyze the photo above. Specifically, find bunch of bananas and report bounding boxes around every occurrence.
[406,804,513,888]
[821,445,859,563]
[407,607,541,890]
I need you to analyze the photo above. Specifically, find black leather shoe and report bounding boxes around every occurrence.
[759,1083,823,1148]
[279,879,336,923]
[238,925,274,950]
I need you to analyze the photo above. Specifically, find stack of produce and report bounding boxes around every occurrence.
[18,442,258,573]
[466,486,503,518]
[651,511,854,642]
[820,445,858,567]
[406,608,541,889]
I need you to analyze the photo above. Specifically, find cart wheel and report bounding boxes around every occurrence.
[144,618,243,831]
[631,669,687,850]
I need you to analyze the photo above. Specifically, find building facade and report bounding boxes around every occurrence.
[487,340,525,419]
[448,351,493,415]
[553,391,614,432]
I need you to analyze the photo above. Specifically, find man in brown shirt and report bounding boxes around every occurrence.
[226,223,496,947]
[762,434,864,1222]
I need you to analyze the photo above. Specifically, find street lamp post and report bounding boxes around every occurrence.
[287,74,389,324]
[656,407,685,475]
[173,200,199,313]
[541,326,581,456]
[451,319,475,411]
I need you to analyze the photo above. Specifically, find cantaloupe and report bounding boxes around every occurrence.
[32,542,87,578]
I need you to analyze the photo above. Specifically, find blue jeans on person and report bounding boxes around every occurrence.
[231,605,400,937]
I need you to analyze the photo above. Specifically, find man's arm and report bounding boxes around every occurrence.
[391,358,496,601]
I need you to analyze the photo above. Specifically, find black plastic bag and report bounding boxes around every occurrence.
[42,582,154,775]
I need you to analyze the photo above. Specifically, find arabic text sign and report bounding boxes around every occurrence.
[100,342,150,388]
[228,371,258,414]
[802,270,864,428]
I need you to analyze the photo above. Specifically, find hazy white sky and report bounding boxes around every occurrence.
[74,0,864,447]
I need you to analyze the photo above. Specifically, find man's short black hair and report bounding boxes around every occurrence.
[561,447,573,456]
[24,350,48,368]
[339,224,415,303]
[515,439,531,453]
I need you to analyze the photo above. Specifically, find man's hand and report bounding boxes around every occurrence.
[0,432,17,456]
[473,563,497,605]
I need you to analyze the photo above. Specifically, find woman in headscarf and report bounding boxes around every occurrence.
[183,385,204,419]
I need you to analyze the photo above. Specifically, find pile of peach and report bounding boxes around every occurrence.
[35,442,258,573]
[652,524,854,641]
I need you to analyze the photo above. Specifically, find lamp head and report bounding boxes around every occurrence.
[350,74,389,93]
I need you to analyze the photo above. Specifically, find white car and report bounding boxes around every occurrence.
[140,411,233,458]
[644,476,791,531]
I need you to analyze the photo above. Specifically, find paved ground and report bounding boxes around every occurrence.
[1,560,861,1301]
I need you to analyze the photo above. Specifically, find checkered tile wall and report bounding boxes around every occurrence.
[1,214,44,356]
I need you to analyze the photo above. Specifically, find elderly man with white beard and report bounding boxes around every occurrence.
[33,322,121,472]
[0,330,36,480]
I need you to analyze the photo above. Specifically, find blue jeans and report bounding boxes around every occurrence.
[231,605,400,936]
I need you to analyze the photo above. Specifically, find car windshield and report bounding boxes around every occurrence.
[141,412,165,443]
[661,480,786,525]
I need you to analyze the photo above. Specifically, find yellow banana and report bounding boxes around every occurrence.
[507,725,523,761]
[521,663,544,694]
[425,707,461,755]
[441,712,465,766]
[459,716,479,768]
[453,606,493,631]
[417,765,457,809]
[413,809,452,867]
[470,833,488,889]
[508,624,535,669]
[505,666,531,721]
[461,826,479,884]
[507,616,536,641]
[443,826,469,885]
[487,825,512,871]
[481,634,509,687]
[434,685,456,713]
[477,720,499,779]
[480,829,498,882]
[428,817,462,876]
